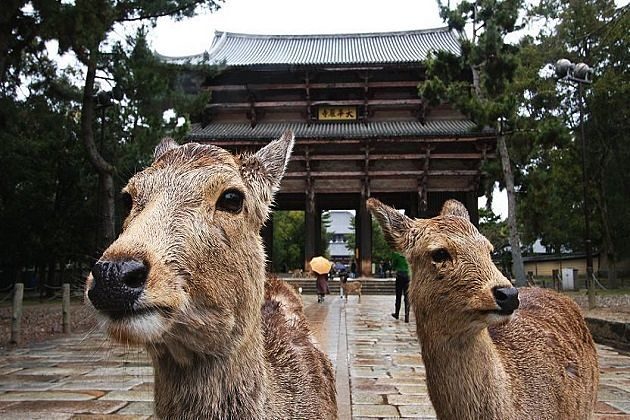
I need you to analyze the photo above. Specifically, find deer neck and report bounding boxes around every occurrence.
[418,325,516,420]
[150,323,269,419]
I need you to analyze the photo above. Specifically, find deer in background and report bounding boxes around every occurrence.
[86,131,337,419]
[368,198,599,420]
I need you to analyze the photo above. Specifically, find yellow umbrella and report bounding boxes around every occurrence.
[309,256,333,275]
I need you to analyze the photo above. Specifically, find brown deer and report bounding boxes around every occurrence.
[368,198,599,420]
[341,281,362,302]
[85,131,337,419]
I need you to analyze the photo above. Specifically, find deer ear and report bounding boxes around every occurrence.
[440,199,470,220]
[367,198,414,252]
[154,137,178,161]
[241,129,295,194]
[240,130,295,222]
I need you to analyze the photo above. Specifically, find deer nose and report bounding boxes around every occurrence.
[88,259,148,318]
[492,286,519,313]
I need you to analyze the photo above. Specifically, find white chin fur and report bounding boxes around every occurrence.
[487,312,514,325]
[107,312,166,343]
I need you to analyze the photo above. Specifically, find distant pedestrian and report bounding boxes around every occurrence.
[350,260,357,279]
[315,272,329,303]
[391,253,410,322]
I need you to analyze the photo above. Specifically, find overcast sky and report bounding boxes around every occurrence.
[149,0,448,56]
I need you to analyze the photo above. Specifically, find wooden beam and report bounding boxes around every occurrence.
[205,98,423,109]
[201,136,496,147]
[289,152,495,161]
[284,170,480,179]
[204,80,421,92]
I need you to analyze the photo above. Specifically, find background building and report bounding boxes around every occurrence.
[327,210,354,264]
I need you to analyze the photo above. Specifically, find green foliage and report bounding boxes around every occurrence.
[271,210,331,271]
[517,0,630,266]
[479,208,509,252]
[272,211,305,272]
[0,77,95,271]
[0,1,223,284]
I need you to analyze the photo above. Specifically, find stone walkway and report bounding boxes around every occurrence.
[0,295,629,419]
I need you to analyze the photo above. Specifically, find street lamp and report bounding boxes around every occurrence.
[555,58,595,309]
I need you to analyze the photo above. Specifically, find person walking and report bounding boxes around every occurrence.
[391,253,410,322]
[316,272,329,303]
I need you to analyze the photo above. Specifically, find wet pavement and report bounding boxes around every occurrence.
[1,295,630,419]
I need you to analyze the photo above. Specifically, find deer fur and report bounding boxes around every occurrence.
[86,131,337,419]
[341,281,362,302]
[368,198,599,420]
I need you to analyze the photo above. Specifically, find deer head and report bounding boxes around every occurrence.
[367,198,518,338]
[86,131,294,361]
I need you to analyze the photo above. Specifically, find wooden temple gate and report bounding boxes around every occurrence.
[166,28,496,275]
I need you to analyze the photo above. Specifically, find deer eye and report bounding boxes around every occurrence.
[430,248,452,264]
[121,192,133,217]
[216,189,244,214]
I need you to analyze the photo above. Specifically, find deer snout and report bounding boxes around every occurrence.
[492,286,519,314]
[88,259,148,318]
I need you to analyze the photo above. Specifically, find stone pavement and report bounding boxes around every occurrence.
[1,295,630,419]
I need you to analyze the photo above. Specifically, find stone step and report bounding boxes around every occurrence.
[282,278,395,295]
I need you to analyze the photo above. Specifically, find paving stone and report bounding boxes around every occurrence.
[99,390,154,402]
[71,415,149,420]
[116,401,154,415]
[387,394,432,405]
[397,404,437,418]
[2,294,630,419]
[352,403,399,417]
[0,391,103,401]
[596,401,626,414]
[0,400,126,414]
[599,385,630,402]
[376,377,425,385]
[53,378,144,391]
[396,385,428,395]
[85,367,153,377]
[0,412,72,419]
[14,367,92,376]
[608,401,630,414]
[352,392,386,404]
[0,381,58,391]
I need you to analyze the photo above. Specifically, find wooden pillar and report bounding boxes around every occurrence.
[358,190,372,277]
[314,209,322,256]
[261,215,274,272]
[62,283,71,334]
[304,190,316,271]
[11,283,24,345]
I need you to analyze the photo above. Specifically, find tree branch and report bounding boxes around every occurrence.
[115,1,207,22]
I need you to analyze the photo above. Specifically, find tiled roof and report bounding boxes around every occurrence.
[159,27,460,67]
[186,120,491,141]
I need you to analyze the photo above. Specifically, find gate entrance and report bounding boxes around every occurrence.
[170,28,496,275]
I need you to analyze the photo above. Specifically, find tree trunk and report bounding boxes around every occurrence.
[80,50,116,251]
[595,158,617,288]
[497,131,526,286]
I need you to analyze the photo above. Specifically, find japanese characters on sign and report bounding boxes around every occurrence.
[318,106,357,121]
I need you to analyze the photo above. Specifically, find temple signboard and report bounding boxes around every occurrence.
[318,106,357,121]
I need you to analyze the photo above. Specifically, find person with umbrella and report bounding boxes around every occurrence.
[310,256,332,303]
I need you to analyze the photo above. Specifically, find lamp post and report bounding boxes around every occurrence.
[555,58,595,309]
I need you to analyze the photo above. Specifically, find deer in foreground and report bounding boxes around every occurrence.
[85,131,337,419]
[368,198,599,420]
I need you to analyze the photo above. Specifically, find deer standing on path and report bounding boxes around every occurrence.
[368,198,599,420]
[86,131,337,419]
